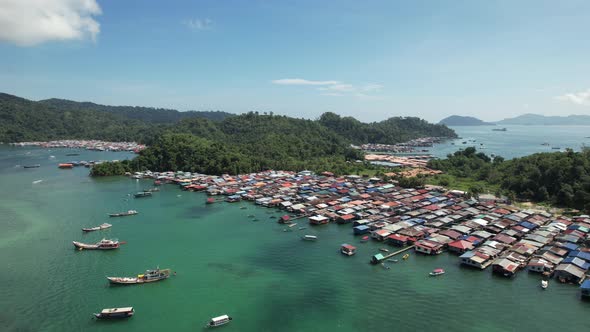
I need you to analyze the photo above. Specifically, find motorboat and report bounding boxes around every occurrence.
[302,235,317,241]
[107,268,171,285]
[73,238,119,250]
[82,223,112,232]
[541,280,548,290]
[206,314,232,328]
[94,307,134,319]
[429,268,445,276]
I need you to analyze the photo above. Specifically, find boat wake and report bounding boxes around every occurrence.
[33,180,43,184]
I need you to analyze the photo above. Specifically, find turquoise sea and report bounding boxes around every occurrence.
[1,140,589,332]
[428,125,590,159]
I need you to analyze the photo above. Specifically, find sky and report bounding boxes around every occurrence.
[1,0,590,122]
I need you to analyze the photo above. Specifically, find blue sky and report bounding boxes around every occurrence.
[1,0,590,122]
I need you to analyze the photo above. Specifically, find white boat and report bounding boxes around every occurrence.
[541,280,548,289]
[82,223,112,232]
[302,235,317,241]
[94,307,134,319]
[429,268,445,276]
[206,314,232,327]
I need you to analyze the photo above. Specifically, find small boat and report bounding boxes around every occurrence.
[73,238,119,250]
[240,206,247,209]
[107,268,171,285]
[381,263,390,270]
[154,180,162,186]
[492,128,507,132]
[541,142,550,146]
[206,314,232,328]
[146,187,160,192]
[109,210,138,217]
[32,179,43,184]
[298,227,307,230]
[287,223,297,228]
[302,235,317,241]
[66,153,79,156]
[552,147,561,150]
[360,236,369,242]
[82,223,112,232]
[23,164,41,168]
[402,253,410,260]
[387,259,399,263]
[379,248,389,253]
[247,214,255,218]
[58,163,74,169]
[341,244,357,256]
[206,198,215,204]
[278,215,291,224]
[541,280,548,289]
[134,191,152,198]
[94,307,134,319]
[429,268,445,276]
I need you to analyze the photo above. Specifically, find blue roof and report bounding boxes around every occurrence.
[561,242,580,252]
[340,197,352,202]
[568,250,590,261]
[459,251,475,259]
[563,257,590,270]
[354,225,370,231]
[428,198,439,203]
[519,221,537,230]
[580,280,590,290]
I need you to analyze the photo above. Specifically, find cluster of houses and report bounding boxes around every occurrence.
[12,140,146,152]
[358,137,445,153]
[129,169,590,298]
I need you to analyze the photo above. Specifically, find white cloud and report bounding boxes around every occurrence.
[555,88,590,106]
[272,78,384,101]
[183,18,213,31]
[0,0,102,46]
[272,78,340,86]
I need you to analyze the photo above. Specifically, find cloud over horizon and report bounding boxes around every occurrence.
[183,18,213,31]
[272,78,383,100]
[555,89,590,106]
[0,0,102,46]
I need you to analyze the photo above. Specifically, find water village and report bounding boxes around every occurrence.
[11,139,146,152]
[125,168,590,298]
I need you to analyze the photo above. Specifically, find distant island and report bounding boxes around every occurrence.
[496,113,590,126]
[438,115,493,126]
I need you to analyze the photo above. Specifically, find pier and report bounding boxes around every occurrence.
[372,245,415,264]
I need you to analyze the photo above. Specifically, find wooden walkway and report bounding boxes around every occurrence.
[380,245,415,260]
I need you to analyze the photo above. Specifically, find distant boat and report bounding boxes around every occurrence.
[23,164,40,168]
[206,198,215,204]
[287,223,297,228]
[360,236,369,242]
[107,267,171,285]
[551,147,561,150]
[302,235,317,241]
[341,243,357,256]
[109,210,138,217]
[66,153,79,156]
[541,142,550,146]
[145,187,160,192]
[402,253,410,260]
[206,314,232,328]
[541,280,548,290]
[379,248,389,253]
[429,268,445,276]
[32,179,43,184]
[492,128,507,132]
[82,223,112,232]
[94,307,134,319]
[73,238,119,250]
[134,191,152,198]
[58,163,74,169]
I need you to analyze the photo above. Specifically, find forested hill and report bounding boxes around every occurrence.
[38,98,233,123]
[319,112,457,144]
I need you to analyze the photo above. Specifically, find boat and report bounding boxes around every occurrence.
[73,238,119,250]
[94,307,134,319]
[206,198,215,204]
[402,253,410,260]
[429,268,445,276]
[341,244,357,256]
[551,147,561,150]
[66,153,80,156]
[23,164,40,168]
[541,280,548,290]
[298,227,307,230]
[302,235,317,241]
[387,259,399,263]
[492,128,507,132]
[109,210,138,217]
[239,206,247,209]
[206,314,232,328]
[278,215,291,224]
[381,263,390,270]
[146,187,160,192]
[287,223,297,228]
[107,267,171,285]
[134,191,152,198]
[82,223,112,232]
[360,236,369,242]
[541,142,550,146]
[58,163,74,169]
[379,248,389,253]
[32,180,43,184]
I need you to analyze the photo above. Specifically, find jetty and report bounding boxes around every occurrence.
[371,245,415,264]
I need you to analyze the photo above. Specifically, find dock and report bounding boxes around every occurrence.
[371,245,415,264]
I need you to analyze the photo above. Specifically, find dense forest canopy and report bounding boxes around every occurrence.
[428,147,590,212]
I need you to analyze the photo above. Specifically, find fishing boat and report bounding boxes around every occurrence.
[541,280,548,290]
[73,238,119,250]
[23,164,41,168]
[379,248,389,253]
[341,244,357,256]
[360,236,369,242]
[82,223,112,232]
[402,253,410,260]
[94,307,134,319]
[302,235,317,241]
[134,191,152,198]
[206,314,232,328]
[429,268,445,276]
[58,163,74,169]
[109,210,138,217]
[107,267,171,285]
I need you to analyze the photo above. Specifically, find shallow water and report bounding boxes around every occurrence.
[0,145,588,332]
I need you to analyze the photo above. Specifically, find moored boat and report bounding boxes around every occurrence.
[429,268,445,276]
[379,248,389,253]
[107,267,171,285]
[134,191,152,198]
[341,244,357,256]
[73,238,119,250]
[206,314,232,328]
[360,236,369,242]
[541,280,548,289]
[278,215,291,224]
[402,253,410,260]
[302,235,317,241]
[94,307,134,319]
[109,210,138,217]
[82,223,112,232]
[58,163,74,169]
[206,198,215,204]
[23,164,41,168]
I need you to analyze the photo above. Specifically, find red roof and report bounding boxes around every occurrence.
[340,214,355,220]
[448,240,474,250]
[387,234,409,242]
